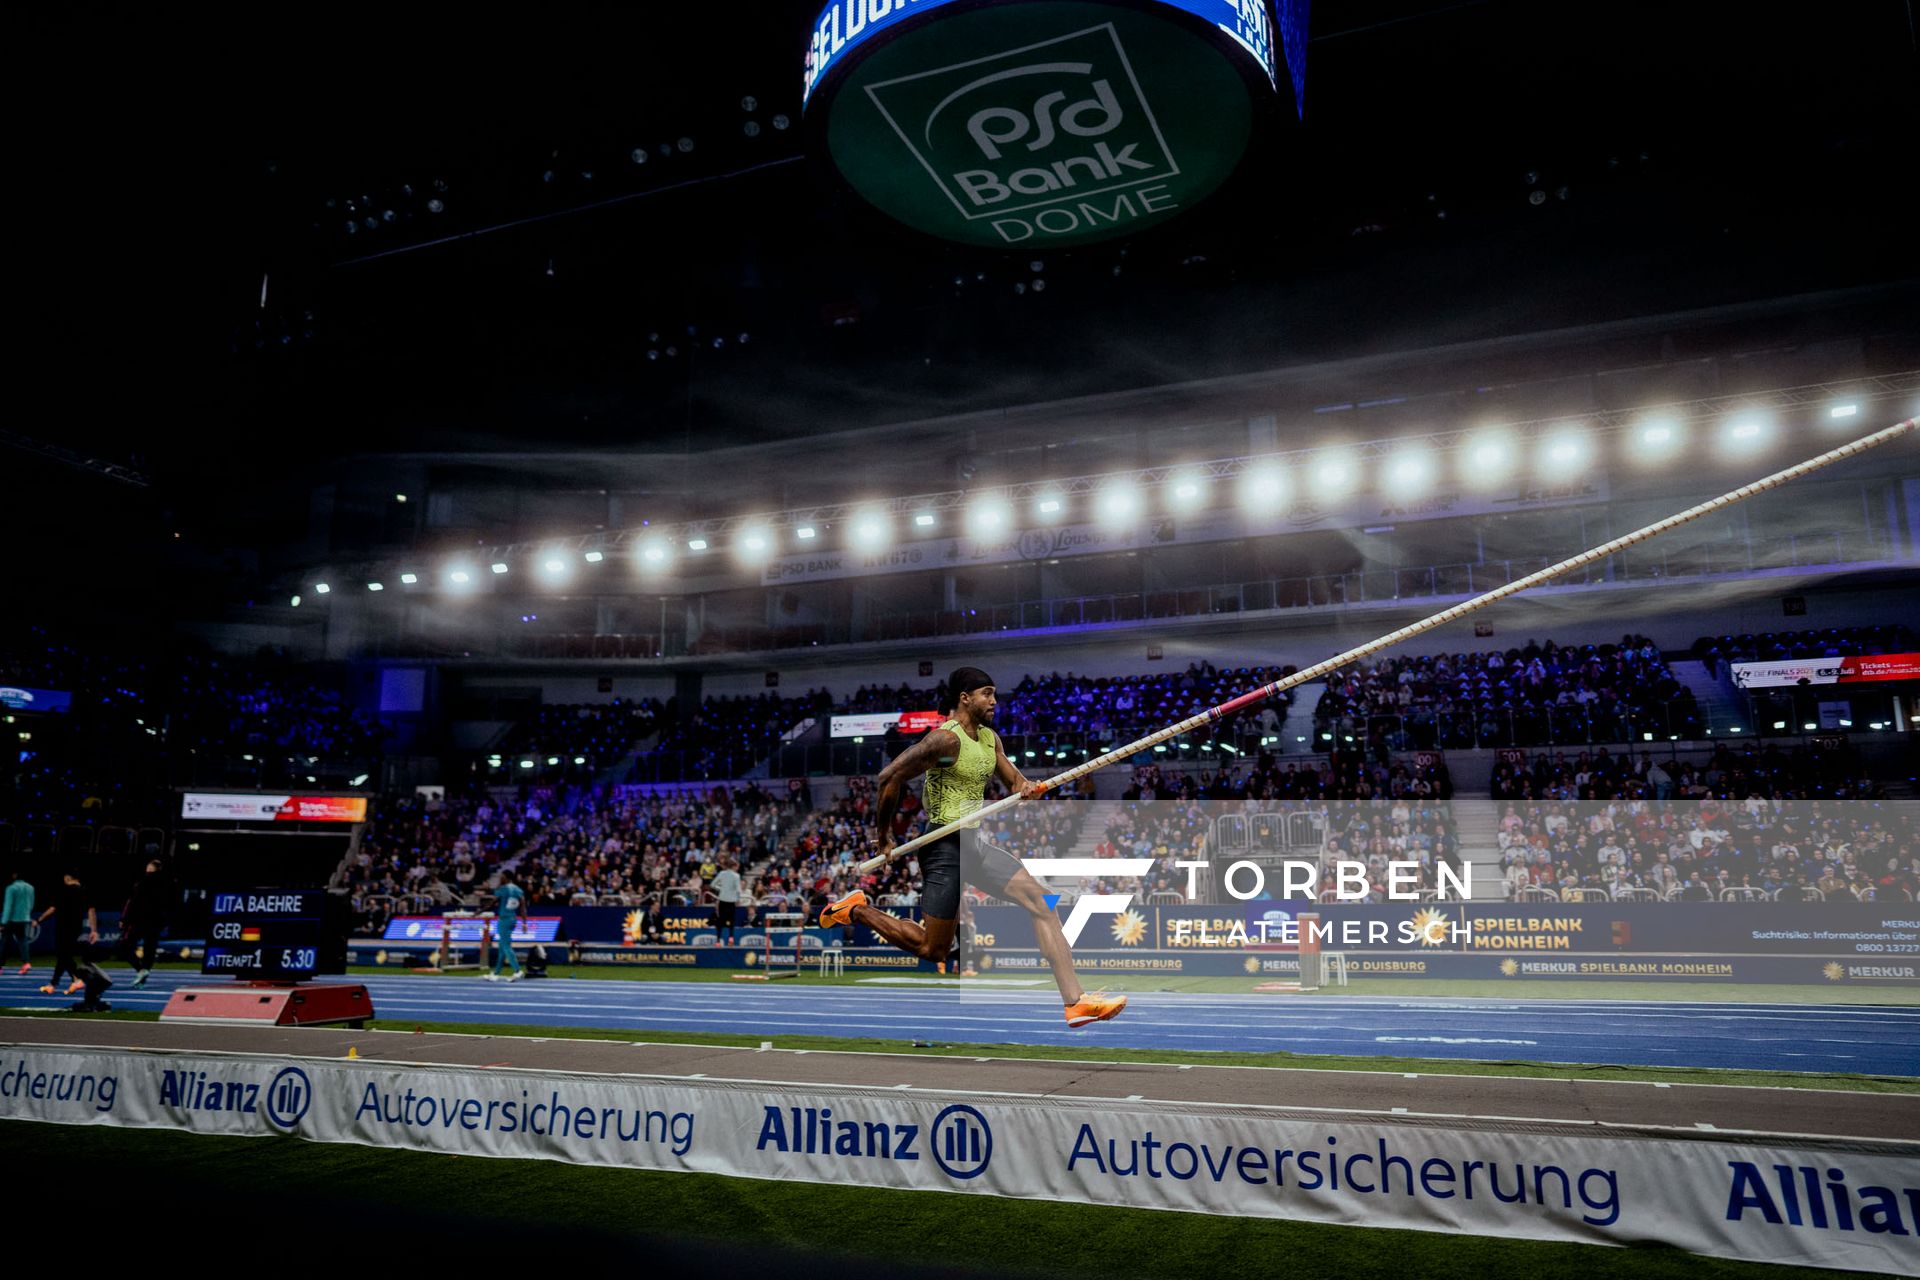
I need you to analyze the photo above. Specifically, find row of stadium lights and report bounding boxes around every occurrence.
[295,401,1874,604]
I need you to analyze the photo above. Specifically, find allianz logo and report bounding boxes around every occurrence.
[160,1064,311,1129]
[756,1102,992,1179]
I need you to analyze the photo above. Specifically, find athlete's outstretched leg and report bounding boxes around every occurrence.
[849,904,956,963]
[971,842,1125,1027]
[1000,867,1085,1004]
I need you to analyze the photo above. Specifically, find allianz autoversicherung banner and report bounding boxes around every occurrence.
[2,1046,1915,1274]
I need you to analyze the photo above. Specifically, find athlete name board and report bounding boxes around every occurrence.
[203,890,332,980]
[804,0,1301,247]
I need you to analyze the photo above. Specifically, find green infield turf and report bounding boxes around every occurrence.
[0,1120,1869,1280]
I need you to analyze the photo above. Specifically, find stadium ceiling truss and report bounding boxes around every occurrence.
[307,372,1917,588]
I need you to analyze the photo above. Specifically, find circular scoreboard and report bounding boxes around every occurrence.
[803,1,1301,248]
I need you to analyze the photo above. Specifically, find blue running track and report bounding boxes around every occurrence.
[7,969,1917,1075]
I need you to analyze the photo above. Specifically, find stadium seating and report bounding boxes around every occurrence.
[1691,624,1915,676]
[1313,635,1700,750]
[493,699,667,779]
[1487,743,1911,901]
[7,621,1910,915]
[344,786,562,932]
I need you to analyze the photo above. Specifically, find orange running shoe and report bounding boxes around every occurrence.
[38,984,56,995]
[819,890,868,928]
[64,979,86,995]
[1064,992,1127,1028]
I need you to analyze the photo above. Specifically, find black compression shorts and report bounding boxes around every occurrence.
[918,830,1023,920]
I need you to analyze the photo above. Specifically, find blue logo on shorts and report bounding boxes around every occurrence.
[930,1103,992,1179]
[265,1066,312,1130]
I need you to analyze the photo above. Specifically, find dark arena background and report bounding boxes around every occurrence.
[5,2,1919,1275]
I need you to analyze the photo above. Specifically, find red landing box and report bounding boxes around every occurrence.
[161,982,374,1028]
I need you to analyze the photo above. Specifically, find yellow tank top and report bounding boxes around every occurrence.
[923,719,997,827]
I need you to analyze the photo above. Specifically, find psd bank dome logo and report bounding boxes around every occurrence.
[930,1103,993,1179]
[805,0,1300,248]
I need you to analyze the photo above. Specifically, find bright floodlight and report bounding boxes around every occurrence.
[314,582,330,594]
[541,554,569,576]
[290,595,301,608]
[1829,402,1858,420]
[1631,417,1683,463]
[687,537,709,551]
[736,526,772,557]
[849,507,891,550]
[1035,492,1065,519]
[447,566,474,586]
[1381,446,1434,499]
[490,562,509,575]
[1459,430,1516,487]
[796,526,817,540]
[399,572,418,584]
[914,512,936,528]
[1095,480,1139,525]
[1720,412,1771,456]
[638,539,670,566]
[1167,470,1208,513]
[1536,426,1592,480]
[366,582,383,592]
[1237,460,1290,512]
[968,496,1011,536]
[1309,448,1358,497]
[583,550,604,563]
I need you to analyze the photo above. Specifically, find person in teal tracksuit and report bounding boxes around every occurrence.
[489,873,526,981]
[2,871,34,974]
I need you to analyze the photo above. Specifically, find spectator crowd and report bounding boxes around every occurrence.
[1489,741,1912,901]
[7,622,1912,931]
[1315,635,1701,750]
